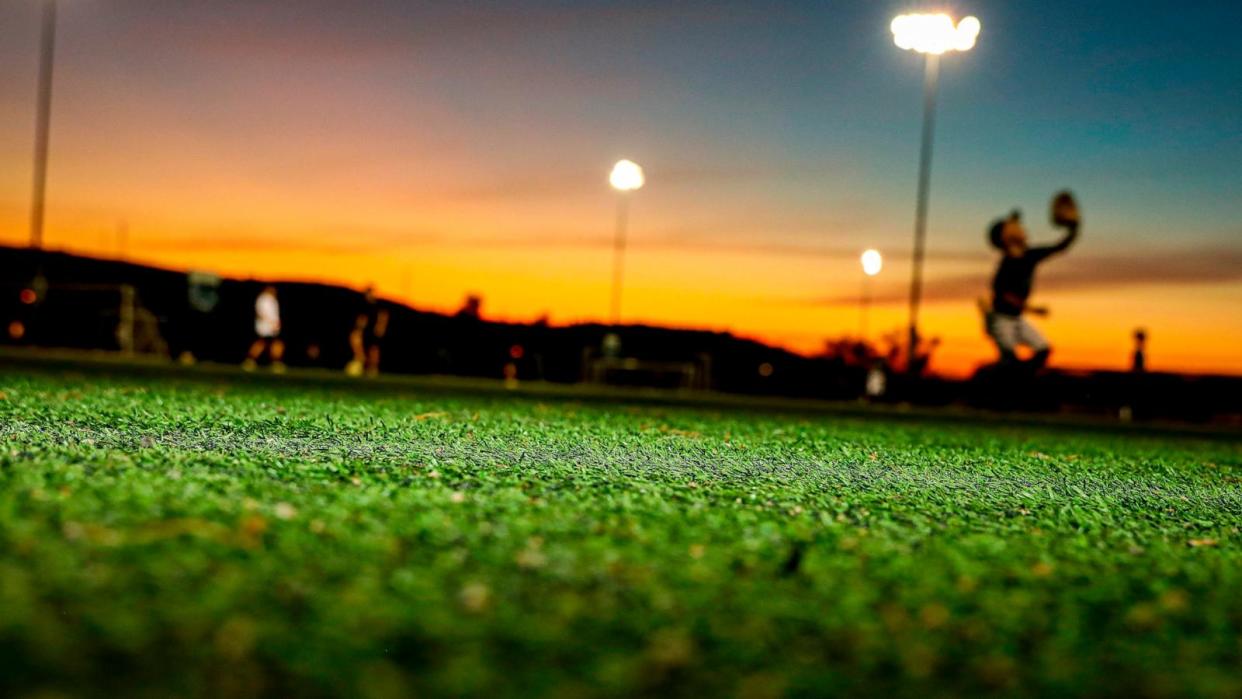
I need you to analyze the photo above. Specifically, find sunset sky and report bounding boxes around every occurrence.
[1,0,1240,376]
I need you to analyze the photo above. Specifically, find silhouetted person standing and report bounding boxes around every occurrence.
[348,286,389,377]
[244,285,285,372]
[179,271,220,365]
[1131,328,1147,373]
[908,335,941,377]
[982,192,1080,369]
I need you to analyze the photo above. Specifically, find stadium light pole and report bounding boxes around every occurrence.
[30,0,58,250]
[891,13,979,373]
[608,159,644,325]
[859,249,882,339]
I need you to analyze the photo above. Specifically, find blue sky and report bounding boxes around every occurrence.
[1,0,1239,371]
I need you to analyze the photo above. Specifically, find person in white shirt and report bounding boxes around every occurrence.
[243,285,285,372]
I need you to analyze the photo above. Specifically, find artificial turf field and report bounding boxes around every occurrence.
[1,365,1240,698]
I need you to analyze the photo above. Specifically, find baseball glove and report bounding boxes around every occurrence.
[1050,190,1080,227]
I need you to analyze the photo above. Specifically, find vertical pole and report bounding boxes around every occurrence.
[906,52,939,374]
[860,274,871,340]
[30,0,57,249]
[609,194,630,325]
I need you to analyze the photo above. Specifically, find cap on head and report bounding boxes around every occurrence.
[988,209,1022,249]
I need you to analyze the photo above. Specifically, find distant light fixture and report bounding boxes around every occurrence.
[609,159,645,192]
[891,13,980,55]
[607,159,644,324]
[891,12,979,374]
[861,249,883,277]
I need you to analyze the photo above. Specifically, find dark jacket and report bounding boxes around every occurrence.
[990,225,1078,316]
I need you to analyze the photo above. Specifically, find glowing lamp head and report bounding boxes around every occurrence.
[891,14,980,55]
[861,249,883,276]
[609,159,645,192]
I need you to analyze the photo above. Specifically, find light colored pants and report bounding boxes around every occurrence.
[986,313,1049,354]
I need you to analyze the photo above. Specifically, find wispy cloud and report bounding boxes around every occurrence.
[139,231,439,256]
[406,160,860,204]
[139,229,987,264]
[806,246,1242,306]
[125,1,786,63]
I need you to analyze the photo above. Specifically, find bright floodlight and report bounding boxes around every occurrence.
[891,14,980,55]
[609,159,645,192]
[861,249,883,276]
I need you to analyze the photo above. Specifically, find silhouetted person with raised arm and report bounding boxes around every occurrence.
[347,285,389,377]
[1131,328,1147,373]
[982,192,1080,370]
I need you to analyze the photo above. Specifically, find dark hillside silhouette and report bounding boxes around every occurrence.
[3,245,1239,425]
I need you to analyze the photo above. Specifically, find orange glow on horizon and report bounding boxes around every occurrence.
[9,222,1241,380]
[1,1,1240,382]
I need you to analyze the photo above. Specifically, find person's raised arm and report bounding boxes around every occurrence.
[1030,222,1079,261]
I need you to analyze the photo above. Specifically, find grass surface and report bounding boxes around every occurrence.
[1,367,1240,698]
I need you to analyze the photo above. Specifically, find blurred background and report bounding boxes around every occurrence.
[1,1,1239,416]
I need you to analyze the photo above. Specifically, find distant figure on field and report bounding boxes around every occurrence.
[456,293,483,320]
[244,285,285,372]
[908,334,941,377]
[180,271,221,365]
[348,286,389,377]
[865,360,887,398]
[980,191,1081,369]
[1131,328,1147,373]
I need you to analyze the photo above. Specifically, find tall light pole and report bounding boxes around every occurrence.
[891,13,979,372]
[30,0,58,249]
[859,249,882,340]
[607,159,644,325]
